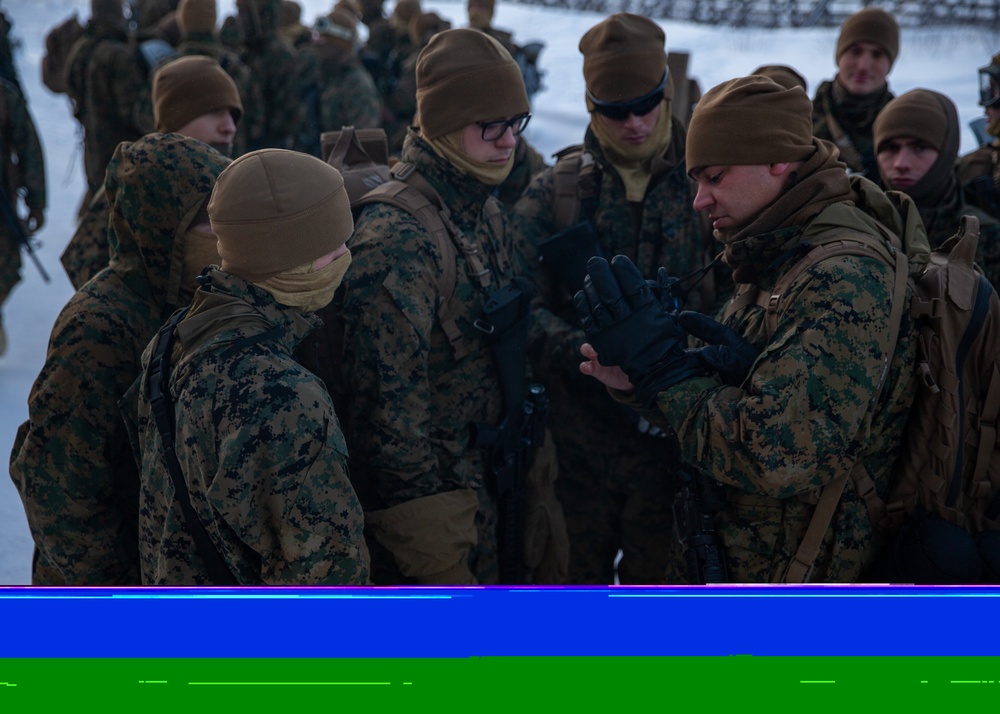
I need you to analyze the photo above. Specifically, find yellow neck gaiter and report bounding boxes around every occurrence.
[258,249,352,313]
[180,227,221,303]
[590,98,673,202]
[427,129,514,186]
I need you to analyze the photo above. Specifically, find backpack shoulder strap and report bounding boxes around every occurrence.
[551,144,596,233]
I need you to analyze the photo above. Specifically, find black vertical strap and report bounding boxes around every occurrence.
[146,308,239,585]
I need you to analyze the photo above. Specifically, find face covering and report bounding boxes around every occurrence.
[179,226,221,303]
[427,129,515,186]
[258,249,352,313]
[589,98,673,201]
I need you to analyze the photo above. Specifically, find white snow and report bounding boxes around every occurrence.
[0,0,994,584]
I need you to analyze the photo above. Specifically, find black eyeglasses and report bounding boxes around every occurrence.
[476,113,531,142]
[587,71,668,121]
[978,64,1000,108]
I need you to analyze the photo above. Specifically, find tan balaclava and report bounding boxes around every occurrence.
[209,149,355,312]
[836,7,899,69]
[415,28,529,186]
[580,13,673,201]
[752,64,808,93]
[153,56,243,139]
[873,88,960,206]
[686,75,815,173]
[177,0,217,34]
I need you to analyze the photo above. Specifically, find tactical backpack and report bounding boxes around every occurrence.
[730,178,1000,583]
[41,15,86,95]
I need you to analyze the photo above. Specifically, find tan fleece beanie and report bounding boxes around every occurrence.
[281,0,301,26]
[579,13,668,107]
[686,75,815,172]
[153,56,243,132]
[411,11,449,46]
[415,28,529,140]
[177,0,218,34]
[391,0,421,31]
[836,7,899,68]
[209,149,354,282]
[315,9,358,51]
[752,64,807,93]
[467,0,494,29]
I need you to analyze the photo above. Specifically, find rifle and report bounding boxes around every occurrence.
[472,280,548,584]
[672,465,728,584]
[0,190,49,282]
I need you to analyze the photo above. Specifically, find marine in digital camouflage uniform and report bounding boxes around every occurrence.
[61,55,242,290]
[297,10,381,154]
[874,88,1000,291]
[173,0,265,158]
[578,76,919,583]
[957,52,1000,220]
[510,14,710,584]
[811,7,898,183]
[341,29,561,585]
[64,0,151,198]
[10,133,229,585]
[0,77,46,355]
[125,149,369,585]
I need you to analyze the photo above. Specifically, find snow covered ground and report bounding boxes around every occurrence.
[0,0,994,584]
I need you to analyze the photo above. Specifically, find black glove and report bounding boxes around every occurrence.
[648,266,686,313]
[677,311,759,387]
[574,255,707,406]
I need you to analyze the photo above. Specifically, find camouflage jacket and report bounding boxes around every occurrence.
[126,267,369,586]
[957,141,1000,217]
[299,42,382,149]
[511,122,708,408]
[60,184,110,290]
[9,134,228,585]
[812,79,893,183]
[175,32,267,158]
[65,22,150,191]
[341,131,520,574]
[647,145,918,583]
[0,79,45,212]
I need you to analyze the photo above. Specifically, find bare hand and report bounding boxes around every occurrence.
[579,342,634,392]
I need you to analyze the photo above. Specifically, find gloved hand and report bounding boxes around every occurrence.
[648,266,686,313]
[677,311,760,387]
[574,255,707,406]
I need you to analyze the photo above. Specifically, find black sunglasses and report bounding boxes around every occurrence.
[476,113,532,142]
[978,64,1000,108]
[587,71,668,121]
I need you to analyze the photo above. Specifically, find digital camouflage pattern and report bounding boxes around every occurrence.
[174,31,266,158]
[812,80,893,183]
[0,79,45,309]
[957,141,1000,218]
[341,130,521,584]
[510,122,708,584]
[9,133,228,585]
[65,21,151,192]
[60,186,110,290]
[298,42,381,150]
[125,268,370,585]
[647,151,918,583]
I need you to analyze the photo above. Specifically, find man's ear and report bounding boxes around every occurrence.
[768,161,792,177]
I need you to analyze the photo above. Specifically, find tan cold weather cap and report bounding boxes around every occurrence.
[686,75,815,173]
[153,56,243,132]
[752,64,807,93]
[836,7,899,67]
[315,9,358,50]
[410,11,449,46]
[873,88,955,155]
[415,28,529,140]
[281,0,302,26]
[580,13,668,107]
[177,0,217,34]
[209,149,354,282]
[392,0,421,24]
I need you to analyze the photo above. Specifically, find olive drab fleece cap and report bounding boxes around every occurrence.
[177,0,218,34]
[873,89,956,156]
[209,149,354,282]
[579,13,669,106]
[415,28,529,140]
[153,56,243,132]
[752,64,807,92]
[315,9,358,51]
[836,7,899,67]
[686,76,815,173]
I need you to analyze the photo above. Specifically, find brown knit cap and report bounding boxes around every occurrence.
[209,149,354,282]
[392,0,421,24]
[177,0,217,34]
[836,7,899,67]
[281,0,301,26]
[873,88,957,156]
[752,64,807,93]
[153,56,243,132]
[415,28,529,140]
[316,9,358,50]
[579,13,668,106]
[410,11,449,46]
[686,75,815,172]
[92,0,123,23]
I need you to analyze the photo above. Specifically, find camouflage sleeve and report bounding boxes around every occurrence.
[342,203,446,506]
[654,255,897,499]
[261,45,301,149]
[322,65,382,131]
[5,83,46,208]
[511,169,588,379]
[109,45,148,135]
[9,293,141,584]
[974,219,1000,294]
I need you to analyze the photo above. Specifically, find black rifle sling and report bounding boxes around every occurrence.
[146,307,239,585]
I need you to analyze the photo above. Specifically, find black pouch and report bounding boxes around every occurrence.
[876,513,983,584]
